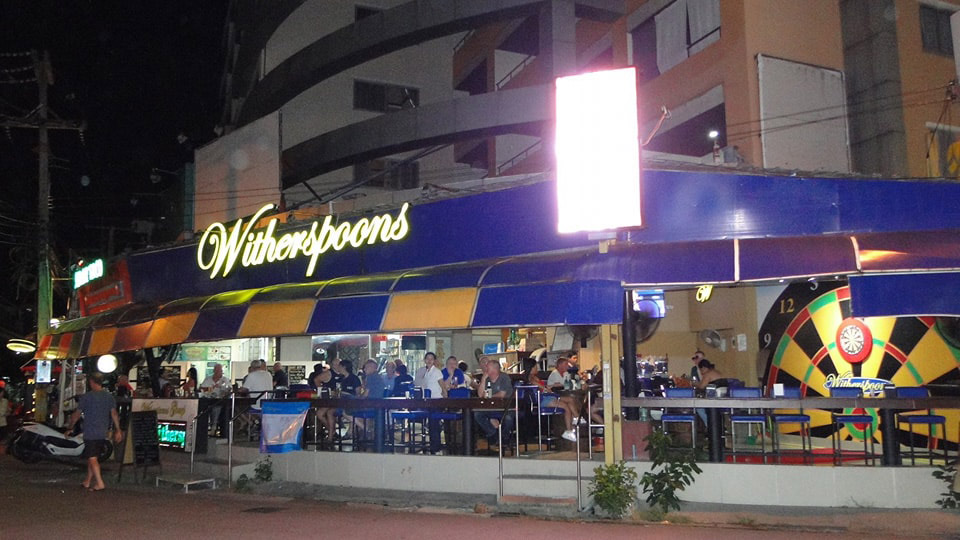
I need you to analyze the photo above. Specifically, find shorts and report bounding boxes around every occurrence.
[540,396,559,408]
[82,439,106,459]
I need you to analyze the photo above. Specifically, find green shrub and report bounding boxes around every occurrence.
[235,473,252,493]
[589,461,638,519]
[639,428,702,513]
[933,462,959,509]
[255,455,273,483]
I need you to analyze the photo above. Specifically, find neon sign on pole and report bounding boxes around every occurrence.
[555,67,642,233]
[73,259,104,289]
[196,203,411,279]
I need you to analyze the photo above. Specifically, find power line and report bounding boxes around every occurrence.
[721,83,949,131]
[724,95,951,144]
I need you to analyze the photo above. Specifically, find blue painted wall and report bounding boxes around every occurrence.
[125,171,960,305]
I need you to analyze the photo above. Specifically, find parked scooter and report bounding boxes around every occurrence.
[8,421,113,464]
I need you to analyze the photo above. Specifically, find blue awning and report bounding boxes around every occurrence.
[472,280,624,327]
[36,229,960,356]
[849,272,960,317]
[306,295,391,334]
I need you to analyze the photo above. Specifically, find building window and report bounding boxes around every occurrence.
[355,5,382,21]
[354,158,420,190]
[920,4,954,56]
[353,80,420,113]
[630,0,721,81]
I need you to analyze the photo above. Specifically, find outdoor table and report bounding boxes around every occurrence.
[273,397,508,455]
[621,395,960,465]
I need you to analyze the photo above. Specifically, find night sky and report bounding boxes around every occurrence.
[0,2,227,372]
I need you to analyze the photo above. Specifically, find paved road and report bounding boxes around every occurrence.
[0,454,950,539]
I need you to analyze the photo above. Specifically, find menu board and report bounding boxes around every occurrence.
[287,365,307,385]
[120,410,160,467]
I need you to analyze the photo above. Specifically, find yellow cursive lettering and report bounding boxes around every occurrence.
[197,203,412,279]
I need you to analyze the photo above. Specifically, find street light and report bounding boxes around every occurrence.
[97,354,118,374]
[150,167,178,184]
[6,338,36,354]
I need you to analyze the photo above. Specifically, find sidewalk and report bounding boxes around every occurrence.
[158,449,960,538]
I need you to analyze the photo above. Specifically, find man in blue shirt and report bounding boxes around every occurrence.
[439,355,466,396]
[67,372,123,491]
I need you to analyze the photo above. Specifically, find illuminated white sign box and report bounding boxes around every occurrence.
[555,67,642,233]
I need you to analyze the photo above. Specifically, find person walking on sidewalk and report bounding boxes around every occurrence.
[67,372,123,492]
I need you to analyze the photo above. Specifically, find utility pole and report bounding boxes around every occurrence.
[35,50,52,340]
[1,50,85,340]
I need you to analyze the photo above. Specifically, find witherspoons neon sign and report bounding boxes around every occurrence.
[823,372,892,396]
[197,203,411,279]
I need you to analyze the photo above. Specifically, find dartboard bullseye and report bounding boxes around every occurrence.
[836,318,872,364]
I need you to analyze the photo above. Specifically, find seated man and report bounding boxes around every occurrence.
[199,364,231,437]
[547,357,585,428]
[354,360,386,438]
[240,359,274,408]
[473,361,515,448]
[439,355,467,397]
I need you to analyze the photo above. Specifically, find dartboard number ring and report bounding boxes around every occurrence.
[835,318,872,364]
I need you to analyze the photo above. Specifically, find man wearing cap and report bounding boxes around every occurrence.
[690,350,706,381]
[67,372,123,492]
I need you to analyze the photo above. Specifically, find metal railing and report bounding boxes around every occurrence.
[495,139,542,176]
[495,54,534,90]
[453,30,475,51]
[498,385,583,511]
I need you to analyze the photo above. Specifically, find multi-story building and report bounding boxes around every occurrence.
[35,1,960,505]
[215,0,958,213]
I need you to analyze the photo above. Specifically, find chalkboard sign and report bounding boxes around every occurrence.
[130,410,160,466]
[287,365,306,385]
[117,410,162,482]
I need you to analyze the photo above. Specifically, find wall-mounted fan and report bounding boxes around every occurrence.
[698,329,725,351]
[569,325,600,348]
[634,299,662,343]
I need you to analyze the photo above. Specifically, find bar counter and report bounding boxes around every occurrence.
[621,395,960,465]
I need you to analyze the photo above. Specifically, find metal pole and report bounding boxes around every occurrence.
[227,394,235,488]
[622,291,639,420]
[497,424,504,498]
[189,418,196,474]
[515,390,520,457]
[575,422,582,511]
[587,390,592,460]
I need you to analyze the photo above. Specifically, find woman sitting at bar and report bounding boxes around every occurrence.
[181,368,198,398]
[312,367,338,441]
[694,359,723,391]
[522,359,580,442]
[391,364,413,397]
[694,359,722,427]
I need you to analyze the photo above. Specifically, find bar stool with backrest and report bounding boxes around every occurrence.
[390,384,427,453]
[727,387,767,463]
[587,384,604,459]
[429,387,471,454]
[532,386,566,452]
[770,387,812,464]
[660,387,697,450]
[830,387,876,466]
[893,386,949,466]
[511,385,537,453]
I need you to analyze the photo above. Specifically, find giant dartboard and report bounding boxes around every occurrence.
[760,282,959,449]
